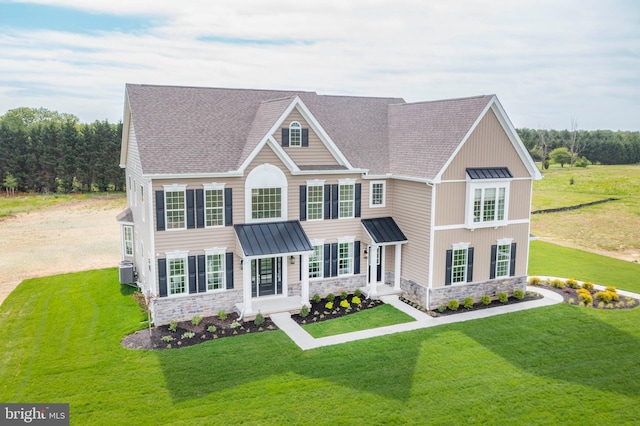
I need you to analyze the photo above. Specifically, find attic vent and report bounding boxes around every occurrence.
[466,167,512,179]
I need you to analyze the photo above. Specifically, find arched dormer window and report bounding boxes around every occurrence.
[245,164,288,222]
[289,121,302,147]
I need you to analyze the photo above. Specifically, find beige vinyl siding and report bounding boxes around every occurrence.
[441,109,530,181]
[432,222,530,289]
[274,109,341,167]
[508,180,533,220]
[390,180,432,286]
[434,181,466,226]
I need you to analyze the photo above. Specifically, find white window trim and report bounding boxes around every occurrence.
[163,184,187,231]
[308,239,325,280]
[369,180,386,208]
[465,178,510,229]
[338,178,356,219]
[165,250,189,297]
[204,247,227,292]
[306,179,325,222]
[289,121,302,147]
[337,236,355,276]
[495,238,513,279]
[451,242,470,285]
[122,225,134,257]
[203,183,226,228]
[245,164,288,223]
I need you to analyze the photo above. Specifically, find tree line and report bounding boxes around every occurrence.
[0,107,124,194]
[517,127,640,166]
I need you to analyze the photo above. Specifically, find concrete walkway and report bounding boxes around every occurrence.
[271,286,564,351]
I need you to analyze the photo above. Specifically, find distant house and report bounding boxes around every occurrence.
[117,84,541,325]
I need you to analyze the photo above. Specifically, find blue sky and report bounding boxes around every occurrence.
[0,0,638,130]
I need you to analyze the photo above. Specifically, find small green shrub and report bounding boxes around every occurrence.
[230,320,241,329]
[574,156,591,168]
[463,297,474,309]
[352,296,361,305]
[340,299,350,308]
[207,325,217,333]
[528,276,542,286]
[161,335,175,343]
[498,292,508,303]
[300,305,309,317]
[326,293,335,302]
[312,294,321,304]
[192,315,202,326]
[168,319,177,332]
[437,305,446,313]
[254,312,265,326]
[325,301,333,310]
[565,278,579,289]
[354,289,362,297]
[217,310,227,321]
[481,295,491,305]
[447,299,459,311]
[550,279,564,289]
[568,297,575,304]
[581,282,595,291]
[513,289,525,300]
[181,331,195,339]
[340,291,348,300]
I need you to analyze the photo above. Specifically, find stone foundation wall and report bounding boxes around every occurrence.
[152,289,243,326]
[428,276,527,310]
[400,277,428,307]
[308,275,366,298]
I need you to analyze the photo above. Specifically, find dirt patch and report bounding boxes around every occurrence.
[0,196,126,305]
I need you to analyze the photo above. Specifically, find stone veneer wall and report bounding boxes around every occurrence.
[428,276,527,310]
[307,275,366,299]
[400,277,428,307]
[152,289,243,326]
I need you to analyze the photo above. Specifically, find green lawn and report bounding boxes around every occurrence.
[529,240,640,292]
[2,268,640,424]
[302,304,415,338]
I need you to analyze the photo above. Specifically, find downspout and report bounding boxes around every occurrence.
[426,180,436,311]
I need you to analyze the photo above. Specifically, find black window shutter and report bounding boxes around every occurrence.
[445,250,452,285]
[323,185,331,220]
[226,252,234,289]
[490,245,497,279]
[224,188,233,226]
[331,242,338,277]
[197,255,206,292]
[302,128,309,147]
[158,258,167,297]
[354,241,361,274]
[354,183,362,218]
[331,184,339,219]
[509,243,517,276]
[155,190,165,231]
[282,128,289,147]
[299,185,307,221]
[467,247,474,282]
[196,189,204,228]
[323,243,331,277]
[186,189,195,229]
[188,256,197,293]
[299,255,302,281]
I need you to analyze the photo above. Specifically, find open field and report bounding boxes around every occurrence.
[531,164,640,262]
[1,268,639,425]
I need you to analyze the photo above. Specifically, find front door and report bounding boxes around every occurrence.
[251,257,283,297]
[368,245,382,282]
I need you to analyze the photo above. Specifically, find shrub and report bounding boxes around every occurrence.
[168,319,177,332]
[605,286,617,293]
[181,331,195,339]
[597,301,606,309]
[550,279,564,289]
[230,320,241,329]
[481,295,491,305]
[192,315,202,326]
[447,299,459,311]
[513,289,525,300]
[354,289,362,297]
[581,282,595,291]
[325,301,333,310]
[130,291,150,314]
[217,310,227,321]
[437,305,446,313]
[463,297,474,309]
[326,293,335,302]
[312,294,321,304]
[565,278,579,289]
[528,276,542,286]
[207,325,217,333]
[595,291,613,303]
[609,291,620,302]
[340,291,348,300]
[340,299,350,308]
[351,296,361,305]
[498,292,508,303]
[300,305,309,318]
[161,335,175,343]
[254,312,265,326]
[574,156,591,168]
[578,291,593,306]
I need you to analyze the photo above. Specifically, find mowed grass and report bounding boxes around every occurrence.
[302,304,415,338]
[529,240,640,292]
[2,268,640,425]
[0,192,125,219]
[531,164,640,255]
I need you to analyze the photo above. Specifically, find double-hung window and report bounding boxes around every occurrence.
[446,243,473,285]
[338,179,355,219]
[338,240,354,275]
[307,184,324,221]
[123,225,133,256]
[204,183,225,227]
[164,185,187,230]
[205,249,225,290]
[309,244,323,279]
[466,168,511,228]
[167,255,187,295]
[370,181,385,208]
[495,242,511,278]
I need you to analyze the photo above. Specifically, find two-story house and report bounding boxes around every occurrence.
[117,84,541,325]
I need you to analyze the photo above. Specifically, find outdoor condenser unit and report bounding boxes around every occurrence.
[119,260,135,285]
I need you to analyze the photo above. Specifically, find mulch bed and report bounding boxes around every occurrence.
[413,291,544,317]
[290,295,384,326]
[122,312,279,350]
[532,283,640,309]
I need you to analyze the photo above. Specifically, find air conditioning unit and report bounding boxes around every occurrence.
[119,260,135,285]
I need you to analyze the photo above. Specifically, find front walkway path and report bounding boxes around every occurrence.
[271,286,564,351]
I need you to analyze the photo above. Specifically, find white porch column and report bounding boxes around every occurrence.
[300,253,310,306]
[242,258,253,315]
[394,243,402,290]
[368,245,378,296]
